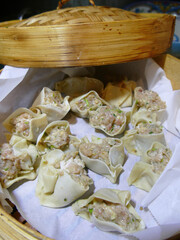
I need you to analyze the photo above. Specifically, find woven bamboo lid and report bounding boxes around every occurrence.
[0,5,175,67]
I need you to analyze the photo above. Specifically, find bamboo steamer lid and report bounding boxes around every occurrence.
[0,4,175,68]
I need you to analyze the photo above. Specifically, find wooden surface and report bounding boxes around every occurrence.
[0,53,179,239]
[0,6,175,68]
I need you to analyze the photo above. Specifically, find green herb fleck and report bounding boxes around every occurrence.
[160,158,164,163]
[149,131,153,134]
[4,168,9,171]
[151,147,157,151]
[24,121,29,124]
[64,198,67,201]
[88,208,93,214]
[117,110,122,113]
[84,98,89,106]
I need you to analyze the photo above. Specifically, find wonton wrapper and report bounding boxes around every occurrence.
[79,136,125,183]
[1,135,39,188]
[128,142,172,192]
[70,90,109,118]
[72,188,145,233]
[3,108,48,142]
[130,108,157,127]
[55,76,104,99]
[31,87,70,122]
[36,149,93,208]
[123,123,166,156]
[102,80,136,108]
[36,120,80,154]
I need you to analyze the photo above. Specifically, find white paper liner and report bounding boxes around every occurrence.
[0,58,180,240]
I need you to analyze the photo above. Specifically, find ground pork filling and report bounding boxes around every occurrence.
[85,199,139,232]
[76,93,103,111]
[53,151,92,188]
[90,106,125,134]
[0,143,24,184]
[11,112,32,136]
[147,147,171,174]
[44,90,64,106]
[136,122,163,135]
[134,87,166,111]
[79,139,121,166]
[42,126,70,150]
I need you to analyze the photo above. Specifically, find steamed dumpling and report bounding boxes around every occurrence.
[72,188,145,233]
[36,149,93,208]
[0,135,39,188]
[123,121,166,156]
[128,142,172,191]
[79,136,125,183]
[89,106,127,136]
[3,108,48,142]
[31,87,70,122]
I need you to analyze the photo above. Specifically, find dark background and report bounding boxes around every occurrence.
[0,0,150,22]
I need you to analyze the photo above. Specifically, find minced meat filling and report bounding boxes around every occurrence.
[134,87,166,111]
[53,151,92,188]
[42,126,70,150]
[147,147,171,174]
[44,91,64,106]
[90,106,125,134]
[136,122,163,135]
[85,199,139,232]
[0,143,22,183]
[11,113,32,136]
[79,139,120,166]
[76,93,103,111]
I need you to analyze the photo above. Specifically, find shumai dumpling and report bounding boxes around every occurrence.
[3,108,48,142]
[70,90,109,118]
[55,76,104,99]
[79,136,125,183]
[36,120,80,154]
[131,87,167,124]
[123,121,166,156]
[128,142,172,192]
[36,149,93,208]
[0,135,39,188]
[72,188,145,233]
[89,106,127,136]
[31,87,70,122]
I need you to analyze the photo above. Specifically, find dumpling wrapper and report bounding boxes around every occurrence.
[102,80,136,108]
[55,76,104,99]
[31,87,70,123]
[70,90,110,118]
[89,106,127,136]
[123,122,166,156]
[36,149,93,208]
[3,108,48,142]
[72,188,145,233]
[0,135,39,188]
[36,120,80,154]
[128,142,172,192]
[79,136,125,183]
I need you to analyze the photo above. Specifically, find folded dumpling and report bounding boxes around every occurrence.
[128,142,172,191]
[102,79,136,108]
[31,87,70,122]
[55,76,104,99]
[70,90,109,118]
[79,136,125,183]
[0,135,39,188]
[36,120,80,154]
[89,106,127,136]
[123,122,166,155]
[72,188,145,233]
[131,87,167,124]
[3,108,48,142]
[36,149,93,208]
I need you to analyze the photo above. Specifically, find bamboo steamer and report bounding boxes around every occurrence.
[0,6,175,68]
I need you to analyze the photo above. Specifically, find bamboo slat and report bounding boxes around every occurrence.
[0,6,175,68]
